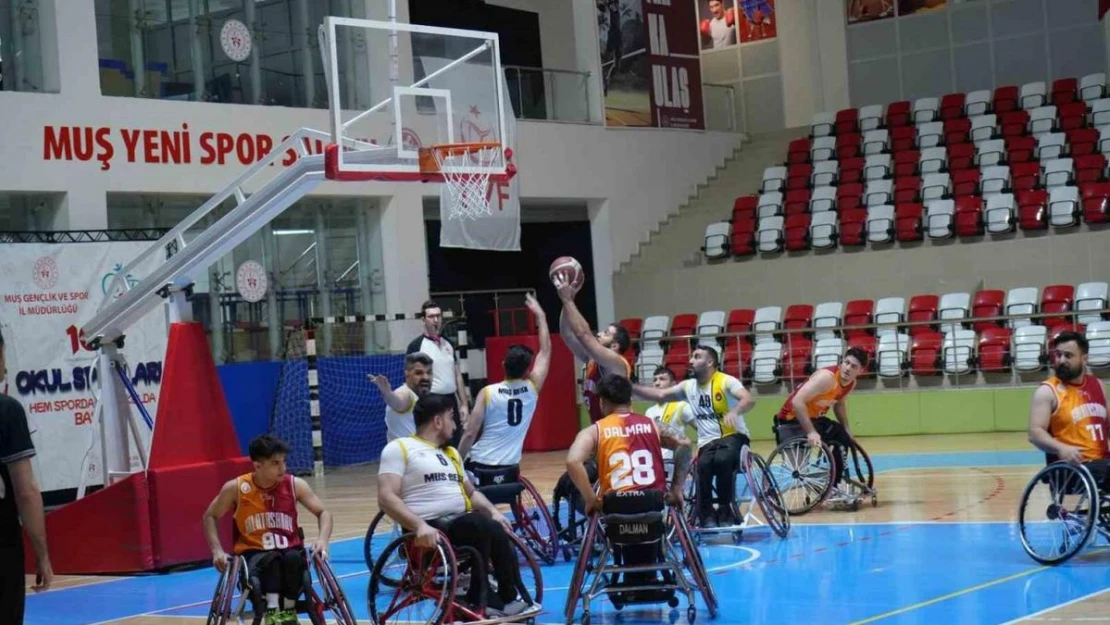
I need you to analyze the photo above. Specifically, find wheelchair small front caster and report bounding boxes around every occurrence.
[667,596,679,608]
[871,495,879,507]
[688,605,698,623]
[582,610,591,625]
[732,530,743,544]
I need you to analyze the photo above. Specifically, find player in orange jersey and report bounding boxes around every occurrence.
[773,347,868,491]
[203,434,333,625]
[1028,331,1110,489]
[552,268,632,423]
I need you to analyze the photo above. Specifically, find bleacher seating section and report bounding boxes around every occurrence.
[705,74,1110,258]
[618,281,1108,385]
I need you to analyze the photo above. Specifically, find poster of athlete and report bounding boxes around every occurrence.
[597,0,705,129]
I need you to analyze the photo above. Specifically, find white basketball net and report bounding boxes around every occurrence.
[432,144,503,220]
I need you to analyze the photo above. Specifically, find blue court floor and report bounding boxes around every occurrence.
[24,450,1110,625]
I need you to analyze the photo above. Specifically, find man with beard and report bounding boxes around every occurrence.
[1028,331,1110,490]
[368,352,434,443]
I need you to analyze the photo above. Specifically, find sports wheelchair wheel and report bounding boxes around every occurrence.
[206,556,244,625]
[206,551,356,625]
[668,507,719,618]
[510,476,564,564]
[1018,462,1100,565]
[766,437,836,515]
[838,439,877,508]
[741,448,791,538]
[364,510,405,587]
[369,528,543,624]
[308,551,357,625]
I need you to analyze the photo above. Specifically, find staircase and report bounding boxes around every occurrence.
[618,128,804,277]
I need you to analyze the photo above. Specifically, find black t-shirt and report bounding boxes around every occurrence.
[0,394,35,547]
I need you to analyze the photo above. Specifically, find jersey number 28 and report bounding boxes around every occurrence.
[608,449,657,490]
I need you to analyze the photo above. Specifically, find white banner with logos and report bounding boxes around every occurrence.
[0,242,167,493]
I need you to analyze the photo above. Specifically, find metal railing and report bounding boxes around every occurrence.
[703,83,739,132]
[627,307,1110,392]
[503,65,593,124]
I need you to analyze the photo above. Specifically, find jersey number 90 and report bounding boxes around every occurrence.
[608,449,657,490]
[262,532,289,550]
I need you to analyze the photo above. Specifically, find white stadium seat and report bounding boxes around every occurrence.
[920,173,950,202]
[1036,133,1067,161]
[863,129,890,155]
[1079,73,1106,102]
[1028,106,1057,137]
[813,338,846,369]
[810,186,837,213]
[761,166,787,193]
[811,111,836,137]
[965,90,992,116]
[1087,321,1110,368]
[876,333,910,378]
[865,179,893,207]
[812,160,839,187]
[1005,287,1039,329]
[913,97,939,124]
[810,211,839,249]
[859,104,885,131]
[812,302,844,342]
[976,139,1006,168]
[942,329,977,375]
[640,315,670,348]
[980,165,1010,196]
[867,205,895,243]
[938,292,971,333]
[702,221,730,259]
[1048,186,1080,227]
[985,193,1016,234]
[1075,282,1109,326]
[971,114,997,143]
[696,310,727,344]
[757,215,784,252]
[874,297,906,337]
[925,199,955,239]
[1013,325,1048,371]
[752,306,783,343]
[1019,81,1047,109]
[751,341,783,384]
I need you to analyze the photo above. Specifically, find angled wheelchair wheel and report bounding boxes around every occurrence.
[564,516,600,625]
[205,556,244,625]
[369,531,457,625]
[766,437,835,515]
[1018,462,1099,565]
[512,476,561,565]
[364,510,405,587]
[743,451,791,538]
[669,507,718,618]
[308,552,357,625]
[842,439,877,507]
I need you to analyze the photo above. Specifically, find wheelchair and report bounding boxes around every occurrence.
[1018,459,1110,565]
[206,547,356,625]
[367,525,543,624]
[766,420,877,515]
[562,490,719,625]
[684,445,791,543]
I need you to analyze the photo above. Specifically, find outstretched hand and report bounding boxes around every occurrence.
[551,271,580,301]
[524,292,545,317]
[367,373,391,390]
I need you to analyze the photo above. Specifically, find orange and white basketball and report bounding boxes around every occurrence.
[549,256,585,291]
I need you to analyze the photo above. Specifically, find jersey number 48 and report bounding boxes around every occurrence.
[609,449,657,490]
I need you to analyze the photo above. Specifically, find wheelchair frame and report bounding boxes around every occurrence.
[563,503,719,625]
[683,446,791,543]
[367,526,543,625]
[1018,460,1110,565]
[766,432,877,515]
[205,549,356,625]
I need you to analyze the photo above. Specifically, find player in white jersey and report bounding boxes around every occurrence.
[642,366,696,480]
[459,294,551,486]
[634,345,755,528]
[367,352,434,442]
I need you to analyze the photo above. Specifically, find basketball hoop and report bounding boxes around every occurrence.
[420,142,514,220]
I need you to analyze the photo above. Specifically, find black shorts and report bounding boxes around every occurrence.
[465,461,520,488]
[0,544,24,625]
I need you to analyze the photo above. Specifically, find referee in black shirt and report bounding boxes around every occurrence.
[406,301,470,448]
[1,327,53,623]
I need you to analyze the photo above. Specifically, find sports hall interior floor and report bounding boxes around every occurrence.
[24,432,1110,625]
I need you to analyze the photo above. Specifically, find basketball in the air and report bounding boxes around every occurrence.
[549,256,585,290]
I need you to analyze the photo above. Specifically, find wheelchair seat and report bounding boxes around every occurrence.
[601,511,667,545]
[477,482,527,506]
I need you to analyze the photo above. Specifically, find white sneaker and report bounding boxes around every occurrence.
[500,600,534,616]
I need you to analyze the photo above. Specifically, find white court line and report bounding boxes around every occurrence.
[543,545,761,591]
[997,587,1110,625]
[878,470,1036,479]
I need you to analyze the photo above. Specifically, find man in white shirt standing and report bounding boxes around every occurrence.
[642,366,696,482]
[407,301,470,448]
[377,395,535,617]
[367,352,434,443]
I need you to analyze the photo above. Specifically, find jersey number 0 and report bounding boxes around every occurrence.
[507,398,524,426]
[608,449,657,490]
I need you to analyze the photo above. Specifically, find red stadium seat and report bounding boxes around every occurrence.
[784,189,811,215]
[733,195,757,219]
[1000,110,1030,138]
[940,93,966,121]
[838,183,864,210]
[1075,154,1107,184]
[894,150,920,178]
[947,143,975,171]
[727,309,756,338]
[722,340,753,379]
[1051,78,1078,106]
[1081,182,1110,223]
[886,101,912,128]
[971,290,1006,331]
[978,327,1013,373]
[840,209,867,246]
[844,300,875,340]
[670,314,697,338]
[784,214,811,251]
[907,294,939,336]
[951,168,980,196]
[895,203,924,241]
[910,332,943,375]
[783,304,814,332]
[891,126,916,152]
[1068,128,1099,156]
[1057,101,1088,132]
[954,196,985,236]
[840,157,865,184]
[994,86,1019,114]
[1041,285,1076,330]
[944,118,971,145]
[1016,189,1048,230]
[781,337,813,381]
[618,318,643,343]
[730,218,755,256]
[788,138,811,165]
[837,133,862,160]
[787,163,813,190]
[1011,162,1040,192]
[1006,135,1036,164]
[1050,323,1086,342]
[894,176,921,203]
[836,108,859,135]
